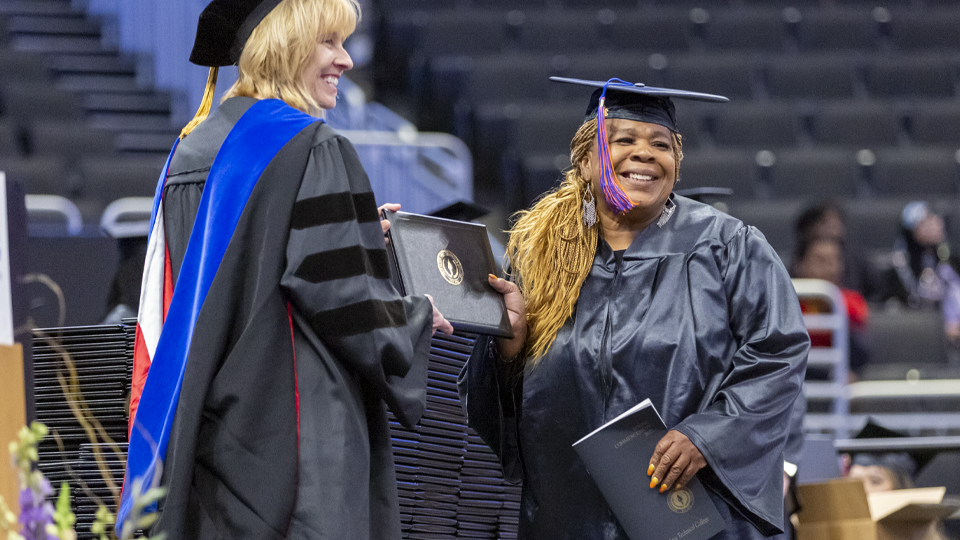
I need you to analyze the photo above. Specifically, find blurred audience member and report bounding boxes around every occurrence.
[794,202,869,294]
[843,420,935,496]
[879,201,960,345]
[791,234,870,378]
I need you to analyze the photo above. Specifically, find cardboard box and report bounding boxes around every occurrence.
[796,478,959,540]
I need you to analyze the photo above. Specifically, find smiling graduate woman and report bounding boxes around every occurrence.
[117,1,452,539]
[459,78,809,540]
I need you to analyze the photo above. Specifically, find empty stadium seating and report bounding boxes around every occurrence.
[0,0,176,230]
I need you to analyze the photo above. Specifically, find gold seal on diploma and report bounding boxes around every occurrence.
[437,250,464,285]
[668,487,694,513]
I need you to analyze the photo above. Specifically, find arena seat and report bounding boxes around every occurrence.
[677,149,759,199]
[81,92,172,116]
[793,8,882,52]
[0,0,69,14]
[46,53,137,76]
[471,101,582,199]
[562,0,655,8]
[863,55,957,99]
[511,104,585,156]
[887,8,960,51]
[767,148,862,199]
[0,119,21,155]
[87,113,178,133]
[415,11,513,57]
[725,198,806,255]
[701,8,789,52]
[517,10,601,52]
[863,309,948,373]
[672,101,706,149]
[4,13,99,38]
[473,0,550,6]
[0,82,83,121]
[0,49,48,82]
[909,101,960,145]
[56,73,142,94]
[844,198,914,251]
[606,10,693,53]
[663,54,758,100]
[763,54,860,99]
[113,131,178,158]
[77,155,164,195]
[519,153,566,208]
[439,54,565,106]
[868,148,960,197]
[707,101,802,148]
[807,100,904,147]
[29,119,115,163]
[563,52,664,90]
[0,156,72,196]
[830,0,914,5]
[76,155,164,219]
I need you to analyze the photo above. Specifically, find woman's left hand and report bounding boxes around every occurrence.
[378,203,401,240]
[647,430,707,493]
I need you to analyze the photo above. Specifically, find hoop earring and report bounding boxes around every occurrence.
[582,185,597,229]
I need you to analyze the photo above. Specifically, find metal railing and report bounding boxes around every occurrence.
[794,278,851,437]
[340,129,473,215]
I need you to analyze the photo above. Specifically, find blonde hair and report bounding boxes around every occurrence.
[505,119,683,362]
[222,0,360,116]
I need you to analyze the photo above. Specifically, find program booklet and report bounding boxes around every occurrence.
[382,210,512,338]
[572,399,726,540]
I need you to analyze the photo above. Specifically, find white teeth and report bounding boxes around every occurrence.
[626,173,653,181]
[323,75,339,86]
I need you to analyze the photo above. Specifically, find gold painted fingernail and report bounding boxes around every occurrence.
[647,464,655,476]
[649,477,659,489]
[660,484,669,493]
[488,274,498,280]
[674,484,683,491]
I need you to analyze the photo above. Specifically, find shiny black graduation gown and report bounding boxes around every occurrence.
[459,195,809,540]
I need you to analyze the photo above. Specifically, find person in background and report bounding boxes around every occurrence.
[459,77,809,540]
[791,234,870,379]
[843,420,935,491]
[118,0,452,538]
[793,202,871,296]
[879,202,960,345]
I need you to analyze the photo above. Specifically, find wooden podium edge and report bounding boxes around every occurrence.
[0,343,26,514]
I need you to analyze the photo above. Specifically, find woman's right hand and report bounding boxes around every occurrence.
[488,274,527,360]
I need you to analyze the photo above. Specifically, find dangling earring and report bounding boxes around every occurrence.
[582,185,597,229]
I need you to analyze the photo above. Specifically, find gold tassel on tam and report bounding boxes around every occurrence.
[179,66,219,140]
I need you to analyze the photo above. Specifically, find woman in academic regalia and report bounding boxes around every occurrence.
[118,1,452,539]
[459,78,810,539]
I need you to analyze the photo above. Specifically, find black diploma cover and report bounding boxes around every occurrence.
[382,210,513,338]
[573,400,726,540]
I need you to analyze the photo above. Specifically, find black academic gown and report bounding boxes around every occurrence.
[154,97,434,540]
[459,195,809,540]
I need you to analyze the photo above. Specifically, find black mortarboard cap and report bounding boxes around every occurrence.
[190,0,284,67]
[549,76,729,133]
[847,419,938,478]
[429,201,489,222]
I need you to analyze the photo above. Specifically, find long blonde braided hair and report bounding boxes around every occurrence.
[505,119,683,363]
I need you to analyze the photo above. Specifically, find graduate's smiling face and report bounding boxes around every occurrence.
[302,33,354,110]
[583,119,677,223]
